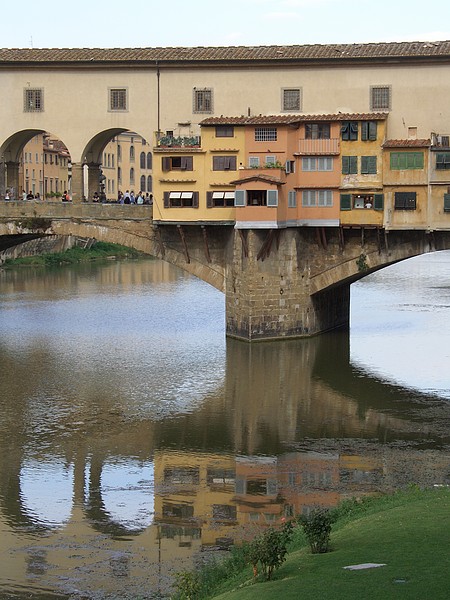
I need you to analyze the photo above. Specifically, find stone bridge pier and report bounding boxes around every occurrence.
[225,228,351,341]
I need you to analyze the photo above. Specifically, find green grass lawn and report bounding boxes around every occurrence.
[201,488,449,600]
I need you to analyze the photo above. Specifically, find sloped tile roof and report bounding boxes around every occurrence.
[200,113,388,126]
[230,174,285,185]
[383,139,431,147]
[0,41,449,65]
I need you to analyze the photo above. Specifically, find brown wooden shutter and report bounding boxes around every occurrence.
[163,192,170,208]
[181,156,193,171]
[206,192,213,208]
[192,191,199,208]
[162,157,170,172]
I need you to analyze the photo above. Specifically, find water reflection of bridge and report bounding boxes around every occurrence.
[1,332,449,597]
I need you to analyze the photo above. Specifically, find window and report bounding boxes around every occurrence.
[361,156,377,174]
[255,127,277,142]
[282,88,301,111]
[305,123,330,139]
[444,193,450,212]
[207,191,235,207]
[109,88,127,111]
[302,190,333,207]
[215,125,234,137]
[370,85,391,110]
[436,153,450,170]
[147,175,152,192]
[395,191,416,210]
[302,156,333,171]
[146,152,152,169]
[265,155,276,166]
[24,88,43,112]
[212,505,237,521]
[117,145,122,161]
[140,175,145,190]
[390,152,424,170]
[163,191,199,208]
[361,121,378,141]
[130,146,135,161]
[285,160,295,174]
[288,190,297,208]
[234,189,278,206]
[212,155,237,171]
[342,156,357,174]
[117,167,122,183]
[193,88,213,113]
[140,152,146,169]
[341,121,358,141]
[340,193,383,210]
[162,156,193,171]
[207,468,235,486]
[130,167,135,184]
[249,156,260,168]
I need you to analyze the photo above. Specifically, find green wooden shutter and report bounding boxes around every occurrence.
[267,190,278,207]
[361,156,377,174]
[361,122,368,141]
[374,193,384,210]
[342,156,349,174]
[235,190,246,206]
[369,121,377,140]
[349,156,358,174]
[444,193,450,212]
[340,194,352,210]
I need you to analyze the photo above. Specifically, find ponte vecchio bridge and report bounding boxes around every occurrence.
[1,200,450,341]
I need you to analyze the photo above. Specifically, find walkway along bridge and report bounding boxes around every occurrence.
[1,201,450,341]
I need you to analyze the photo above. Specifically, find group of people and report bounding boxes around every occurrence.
[117,190,153,205]
[2,189,41,201]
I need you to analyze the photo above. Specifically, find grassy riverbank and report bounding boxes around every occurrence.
[174,487,449,600]
[1,241,144,267]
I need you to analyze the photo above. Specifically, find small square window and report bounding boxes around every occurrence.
[110,88,127,111]
[24,88,43,112]
[370,85,391,111]
[282,88,301,111]
[193,88,213,113]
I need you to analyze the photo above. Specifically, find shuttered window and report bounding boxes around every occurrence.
[436,153,450,170]
[374,194,384,210]
[206,191,235,207]
[342,156,358,174]
[340,194,352,210]
[341,121,358,141]
[212,155,237,171]
[361,121,378,141]
[444,194,450,212]
[390,152,424,170]
[303,156,333,171]
[164,191,198,208]
[303,190,332,207]
[267,190,278,207]
[235,190,246,206]
[288,191,297,208]
[305,123,330,139]
[394,191,416,210]
[162,156,193,171]
[361,156,377,174]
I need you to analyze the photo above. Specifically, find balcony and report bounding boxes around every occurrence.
[296,138,340,155]
[156,134,201,148]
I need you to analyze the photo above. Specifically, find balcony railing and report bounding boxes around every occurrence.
[297,138,340,155]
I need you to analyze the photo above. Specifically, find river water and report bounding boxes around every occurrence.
[0,253,449,599]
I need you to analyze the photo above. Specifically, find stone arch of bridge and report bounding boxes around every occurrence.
[310,233,450,296]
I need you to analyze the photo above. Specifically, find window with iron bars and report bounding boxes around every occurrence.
[110,88,127,111]
[282,88,302,111]
[193,88,213,113]
[24,88,43,112]
[370,85,391,111]
[255,127,277,142]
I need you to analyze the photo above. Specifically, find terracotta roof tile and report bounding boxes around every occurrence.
[229,174,285,185]
[200,113,388,126]
[1,41,450,65]
[383,139,431,147]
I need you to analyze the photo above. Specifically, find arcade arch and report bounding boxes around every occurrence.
[1,127,153,203]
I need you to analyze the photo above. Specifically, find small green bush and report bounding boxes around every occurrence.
[243,520,294,580]
[297,508,334,554]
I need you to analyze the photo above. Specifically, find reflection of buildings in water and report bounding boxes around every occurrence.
[1,445,449,597]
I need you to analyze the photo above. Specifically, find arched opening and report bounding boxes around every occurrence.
[81,129,153,203]
[0,129,72,201]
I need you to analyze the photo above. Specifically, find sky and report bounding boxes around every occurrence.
[2,0,450,49]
